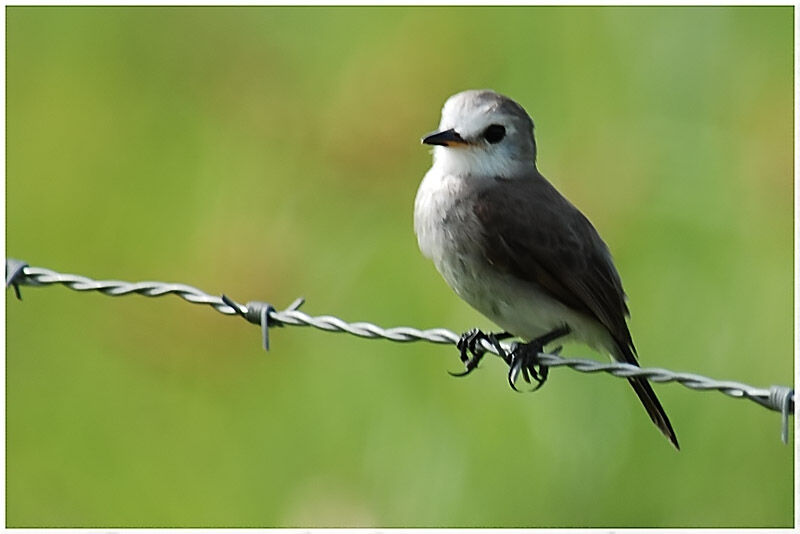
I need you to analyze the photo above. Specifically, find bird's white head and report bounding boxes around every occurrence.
[422,89,538,180]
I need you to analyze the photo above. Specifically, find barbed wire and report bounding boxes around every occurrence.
[5,258,794,443]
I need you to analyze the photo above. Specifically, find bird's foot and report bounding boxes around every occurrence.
[449,329,512,377]
[506,326,571,392]
[506,341,549,392]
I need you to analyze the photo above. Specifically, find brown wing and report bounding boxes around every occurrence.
[472,173,635,355]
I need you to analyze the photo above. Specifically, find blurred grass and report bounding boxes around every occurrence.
[6,6,793,527]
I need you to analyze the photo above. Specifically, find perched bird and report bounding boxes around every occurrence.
[414,89,679,449]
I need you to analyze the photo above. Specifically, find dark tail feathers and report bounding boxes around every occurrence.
[616,343,679,450]
[627,375,679,450]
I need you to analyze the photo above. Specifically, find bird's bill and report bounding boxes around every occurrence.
[421,128,468,147]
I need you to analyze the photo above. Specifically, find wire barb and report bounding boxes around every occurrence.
[218,295,306,351]
[767,385,795,444]
[5,258,29,300]
[5,258,794,443]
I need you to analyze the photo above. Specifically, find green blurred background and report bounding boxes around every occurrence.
[6,6,793,527]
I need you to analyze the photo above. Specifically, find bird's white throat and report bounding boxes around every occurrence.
[432,145,529,182]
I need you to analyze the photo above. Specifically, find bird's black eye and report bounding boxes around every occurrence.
[483,124,506,144]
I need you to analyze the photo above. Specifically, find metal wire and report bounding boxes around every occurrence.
[6,259,794,441]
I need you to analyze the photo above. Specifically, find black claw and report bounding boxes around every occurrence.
[450,365,481,378]
[451,328,486,377]
[451,329,512,377]
[504,326,570,393]
[508,359,523,391]
[538,364,550,384]
[456,328,480,361]
[507,342,544,392]
[521,361,532,384]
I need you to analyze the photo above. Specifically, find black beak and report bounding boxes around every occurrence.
[421,128,467,147]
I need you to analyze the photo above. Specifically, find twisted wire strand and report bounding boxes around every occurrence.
[7,261,794,428]
[19,265,238,314]
[271,309,460,344]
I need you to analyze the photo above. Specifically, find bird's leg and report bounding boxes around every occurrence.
[450,329,513,377]
[507,325,571,392]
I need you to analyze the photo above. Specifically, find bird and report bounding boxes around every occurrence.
[414,89,679,449]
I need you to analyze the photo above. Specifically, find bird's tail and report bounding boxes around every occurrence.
[614,343,680,450]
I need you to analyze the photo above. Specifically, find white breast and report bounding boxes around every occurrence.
[414,168,483,296]
[414,168,460,261]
